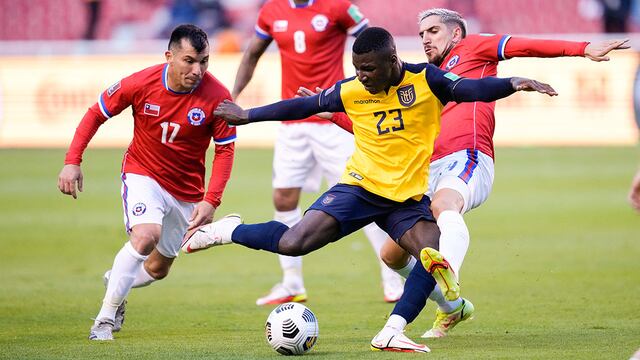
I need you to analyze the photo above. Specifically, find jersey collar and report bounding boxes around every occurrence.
[162,63,196,95]
[289,0,313,8]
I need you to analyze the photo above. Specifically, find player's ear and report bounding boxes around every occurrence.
[165,50,173,63]
[452,26,463,42]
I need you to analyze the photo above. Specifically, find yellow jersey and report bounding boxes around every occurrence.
[319,62,461,202]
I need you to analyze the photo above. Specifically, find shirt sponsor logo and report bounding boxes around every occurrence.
[445,54,460,70]
[273,20,288,32]
[107,81,121,97]
[349,172,363,181]
[144,103,160,116]
[187,107,206,126]
[132,202,146,216]
[397,84,416,107]
[353,99,380,104]
[311,14,329,32]
[321,194,336,205]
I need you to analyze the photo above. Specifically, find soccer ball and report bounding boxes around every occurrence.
[265,302,319,355]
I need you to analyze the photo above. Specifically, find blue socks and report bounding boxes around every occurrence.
[391,261,436,323]
[231,221,288,253]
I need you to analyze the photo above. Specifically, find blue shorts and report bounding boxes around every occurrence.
[307,183,435,241]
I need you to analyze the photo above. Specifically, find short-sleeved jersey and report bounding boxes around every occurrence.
[432,34,510,161]
[318,62,459,202]
[256,0,368,123]
[93,63,236,202]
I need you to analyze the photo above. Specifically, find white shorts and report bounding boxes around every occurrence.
[427,149,495,214]
[120,173,196,258]
[272,122,354,192]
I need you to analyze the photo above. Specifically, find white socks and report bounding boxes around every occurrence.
[395,256,417,278]
[429,285,462,313]
[429,210,469,312]
[384,314,408,331]
[96,242,147,322]
[437,210,469,276]
[362,223,402,283]
[275,208,304,291]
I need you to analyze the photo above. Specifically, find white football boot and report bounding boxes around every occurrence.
[89,318,115,341]
[256,283,308,306]
[370,326,430,353]
[382,272,404,303]
[181,214,242,253]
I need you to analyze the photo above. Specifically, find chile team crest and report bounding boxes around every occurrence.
[446,54,460,70]
[187,107,205,126]
[397,85,416,107]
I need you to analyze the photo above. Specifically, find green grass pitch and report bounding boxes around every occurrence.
[0,147,638,359]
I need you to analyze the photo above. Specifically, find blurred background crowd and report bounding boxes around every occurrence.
[1,0,638,53]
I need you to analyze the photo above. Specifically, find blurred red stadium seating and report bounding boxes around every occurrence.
[0,0,617,40]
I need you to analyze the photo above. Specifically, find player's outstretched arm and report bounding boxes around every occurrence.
[629,168,640,212]
[450,76,557,104]
[584,39,630,62]
[215,94,331,126]
[58,164,83,199]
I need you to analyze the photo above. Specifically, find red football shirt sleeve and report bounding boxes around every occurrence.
[95,75,135,120]
[504,36,588,58]
[334,0,369,36]
[64,75,136,165]
[204,94,237,206]
[330,112,353,134]
[464,34,509,61]
[255,4,272,40]
[64,108,106,165]
[204,142,234,207]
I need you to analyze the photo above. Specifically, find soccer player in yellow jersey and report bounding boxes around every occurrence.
[183,27,556,352]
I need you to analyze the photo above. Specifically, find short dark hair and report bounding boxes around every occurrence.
[168,24,209,53]
[352,27,395,55]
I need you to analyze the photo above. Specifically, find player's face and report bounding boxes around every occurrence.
[165,39,210,92]
[353,51,395,94]
[419,16,459,67]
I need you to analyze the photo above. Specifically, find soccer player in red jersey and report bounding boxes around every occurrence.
[57,24,236,341]
[230,0,404,305]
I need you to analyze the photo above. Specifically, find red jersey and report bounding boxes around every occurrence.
[67,63,236,204]
[432,34,587,161]
[256,0,368,123]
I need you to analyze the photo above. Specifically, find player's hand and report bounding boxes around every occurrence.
[214,99,249,125]
[510,78,558,96]
[296,86,333,120]
[188,201,216,230]
[57,164,83,199]
[584,39,630,62]
[629,169,640,212]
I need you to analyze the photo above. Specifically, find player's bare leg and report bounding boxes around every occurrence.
[90,224,160,340]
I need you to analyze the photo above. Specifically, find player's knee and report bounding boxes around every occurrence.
[278,231,310,256]
[129,227,160,255]
[273,189,300,211]
[431,194,462,218]
[380,242,410,270]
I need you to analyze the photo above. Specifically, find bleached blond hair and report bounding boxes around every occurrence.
[418,8,468,38]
